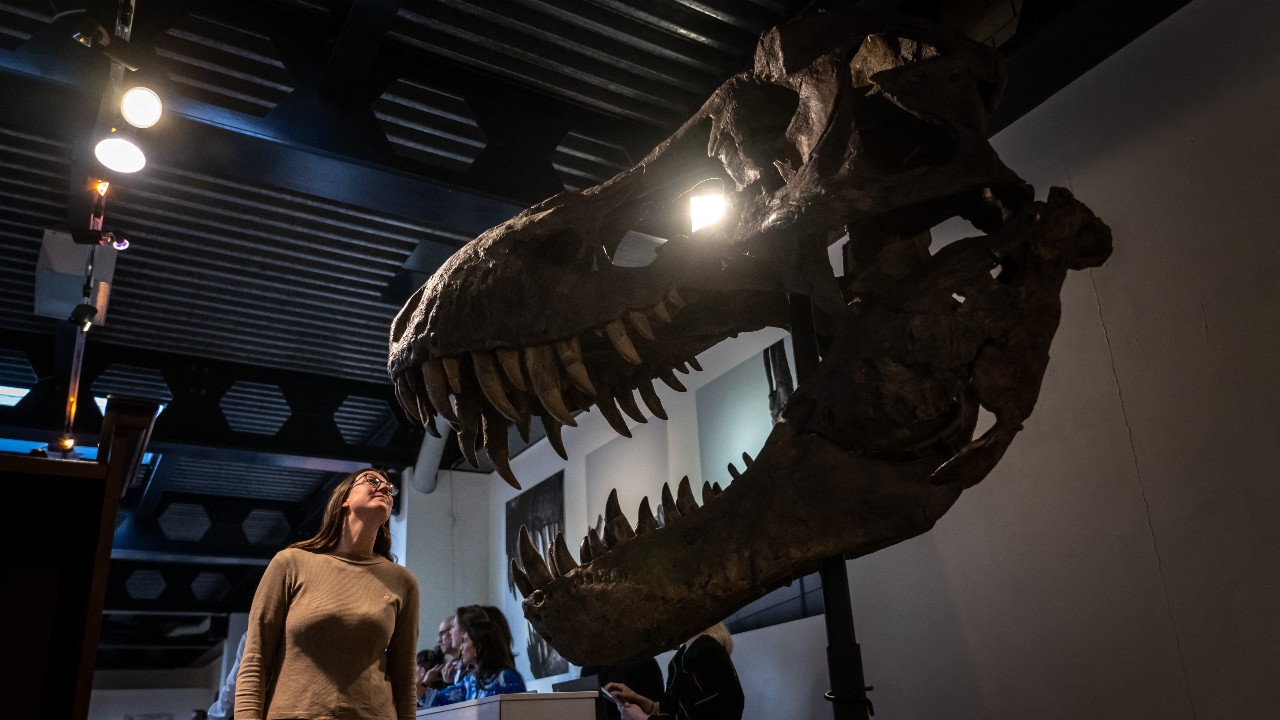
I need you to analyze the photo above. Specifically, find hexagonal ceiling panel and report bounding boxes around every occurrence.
[374,78,486,172]
[191,571,231,602]
[157,501,211,542]
[242,508,291,547]
[221,380,290,435]
[89,363,173,415]
[334,395,396,445]
[125,569,166,600]
[153,13,295,117]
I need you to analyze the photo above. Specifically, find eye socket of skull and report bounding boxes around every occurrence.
[852,93,957,174]
[536,229,595,268]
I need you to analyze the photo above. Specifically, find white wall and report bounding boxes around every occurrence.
[401,467,493,644]
[405,0,1280,717]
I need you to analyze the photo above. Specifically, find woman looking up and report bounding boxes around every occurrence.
[236,469,420,720]
[429,619,527,707]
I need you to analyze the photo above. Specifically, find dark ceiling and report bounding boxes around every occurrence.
[0,0,1188,672]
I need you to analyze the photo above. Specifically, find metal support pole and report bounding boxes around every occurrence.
[789,293,872,720]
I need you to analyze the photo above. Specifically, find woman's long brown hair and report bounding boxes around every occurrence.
[462,618,516,677]
[290,468,393,560]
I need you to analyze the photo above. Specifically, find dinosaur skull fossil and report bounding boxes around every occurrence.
[388,10,1112,664]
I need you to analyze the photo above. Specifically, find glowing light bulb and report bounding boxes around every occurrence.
[120,86,163,128]
[690,193,726,233]
[95,137,146,173]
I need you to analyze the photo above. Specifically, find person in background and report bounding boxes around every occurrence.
[438,616,457,659]
[207,632,246,719]
[443,605,490,685]
[582,656,664,720]
[416,647,446,708]
[428,618,526,707]
[235,469,420,720]
[482,605,515,655]
[606,623,744,720]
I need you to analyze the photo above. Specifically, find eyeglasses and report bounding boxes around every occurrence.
[354,472,398,497]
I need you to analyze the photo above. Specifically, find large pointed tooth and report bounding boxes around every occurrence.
[651,298,672,324]
[628,311,655,341]
[728,463,742,482]
[604,319,642,364]
[510,391,533,443]
[676,475,699,515]
[636,497,659,534]
[615,387,647,424]
[552,532,578,574]
[496,348,527,392]
[394,374,420,422]
[667,288,685,309]
[457,387,481,468]
[423,360,459,423]
[579,534,594,564]
[595,395,632,438]
[510,558,534,597]
[472,351,521,423]
[540,412,568,460]
[587,527,607,558]
[458,427,479,468]
[526,344,577,427]
[713,481,723,494]
[636,378,667,420]
[603,488,635,548]
[423,413,442,438]
[442,356,464,394]
[661,482,680,523]
[545,542,562,578]
[687,355,703,372]
[554,337,596,395]
[519,525,554,588]
[702,481,714,505]
[673,360,690,375]
[483,409,520,489]
[742,451,754,468]
[658,369,687,392]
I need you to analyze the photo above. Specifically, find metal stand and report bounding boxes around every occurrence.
[789,293,873,720]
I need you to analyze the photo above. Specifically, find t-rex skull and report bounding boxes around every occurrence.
[388,9,1112,665]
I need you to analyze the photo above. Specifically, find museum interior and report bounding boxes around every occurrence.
[2,0,1277,718]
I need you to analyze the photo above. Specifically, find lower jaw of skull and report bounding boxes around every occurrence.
[522,418,965,666]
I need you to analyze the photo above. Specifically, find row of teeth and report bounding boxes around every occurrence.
[392,289,703,489]
[510,454,753,597]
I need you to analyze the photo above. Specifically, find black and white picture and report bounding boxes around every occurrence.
[505,471,569,678]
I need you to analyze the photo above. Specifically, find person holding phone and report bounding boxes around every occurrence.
[605,623,743,720]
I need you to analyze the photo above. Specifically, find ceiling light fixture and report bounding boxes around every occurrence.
[689,179,727,233]
[120,86,162,128]
[94,132,146,173]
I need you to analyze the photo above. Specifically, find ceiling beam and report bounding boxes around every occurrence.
[1,330,421,465]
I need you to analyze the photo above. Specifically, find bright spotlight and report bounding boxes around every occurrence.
[94,136,146,173]
[120,87,163,128]
[690,193,726,233]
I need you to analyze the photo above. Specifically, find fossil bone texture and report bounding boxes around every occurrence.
[388,10,1112,665]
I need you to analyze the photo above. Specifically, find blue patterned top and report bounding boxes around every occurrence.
[428,669,527,707]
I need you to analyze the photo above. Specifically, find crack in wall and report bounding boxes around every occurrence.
[1089,269,1199,720]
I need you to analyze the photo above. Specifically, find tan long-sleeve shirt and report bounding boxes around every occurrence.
[235,548,420,720]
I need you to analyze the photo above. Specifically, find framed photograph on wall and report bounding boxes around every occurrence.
[504,471,569,679]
